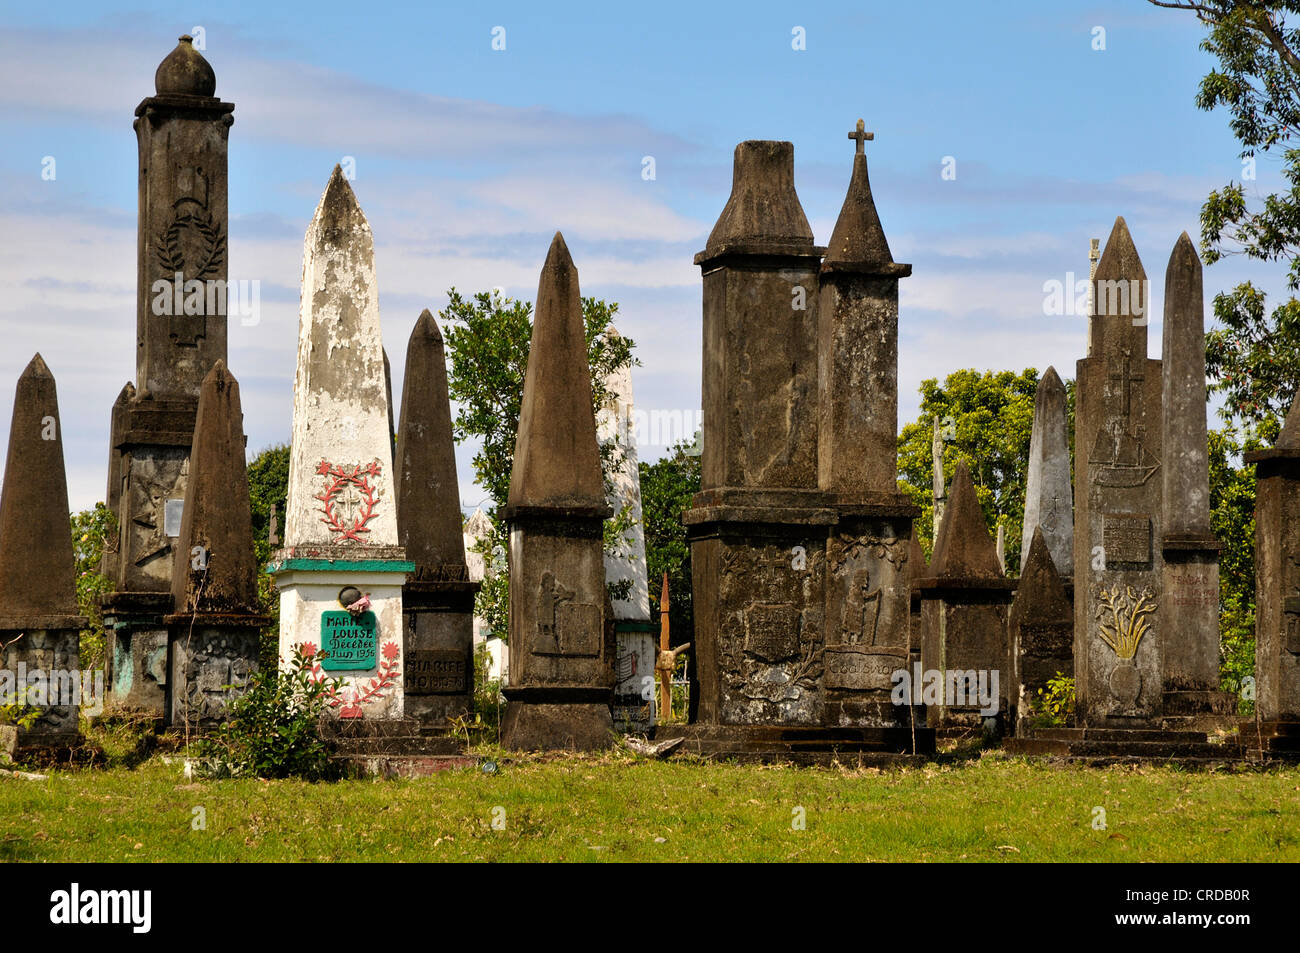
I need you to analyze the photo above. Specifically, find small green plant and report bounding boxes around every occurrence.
[1029,673,1076,728]
[198,646,343,780]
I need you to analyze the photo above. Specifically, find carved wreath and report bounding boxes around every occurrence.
[155,209,226,279]
[315,461,381,542]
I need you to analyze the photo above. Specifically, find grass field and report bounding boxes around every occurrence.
[2,748,1298,862]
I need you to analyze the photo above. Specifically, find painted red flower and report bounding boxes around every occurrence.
[301,641,318,658]
[381,641,400,661]
[316,460,332,476]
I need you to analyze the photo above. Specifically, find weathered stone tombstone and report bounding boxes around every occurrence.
[1009,527,1073,734]
[0,356,89,754]
[164,361,266,727]
[917,461,1015,732]
[104,35,235,715]
[682,140,829,735]
[1160,235,1234,726]
[660,128,931,760]
[267,167,411,721]
[597,330,658,733]
[1073,217,1165,728]
[818,121,923,741]
[1245,395,1300,756]
[395,310,479,727]
[1021,366,1074,586]
[500,233,615,751]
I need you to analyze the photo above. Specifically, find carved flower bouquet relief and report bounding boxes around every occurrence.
[1096,585,1156,711]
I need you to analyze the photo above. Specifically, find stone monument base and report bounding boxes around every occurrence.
[1003,726,1243,765]
[1236,719,1300,761]
[654,722,935,764]
[269,551,412,721]
[501,696,614,751]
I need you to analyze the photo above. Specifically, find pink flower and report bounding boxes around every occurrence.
[345,593,371,619]
[301,641,318,658]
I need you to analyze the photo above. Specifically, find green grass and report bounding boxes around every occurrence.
[2,750,1298,862]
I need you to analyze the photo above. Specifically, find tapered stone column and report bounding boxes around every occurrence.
[500,233,615,750]
[396,310,478,726]
[267,167,411,721]
[0,356,89,752]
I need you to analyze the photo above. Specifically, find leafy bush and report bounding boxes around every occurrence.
[199,646,342,780]
[1028,673,1076,728]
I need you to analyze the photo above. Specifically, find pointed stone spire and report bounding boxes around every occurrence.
[396,309,467,574]
[283,166,398,549]
[501,235,614,750]
[1009,527,1073,731]
[703,141,814,256]
[1279,392,1300,449]
[1020,366,1074,576]
[1010,528,1072,627]
[929,461,1003,580]
[171,361,260,615]
[507,232,604,511]
[0,355,78,619]
[823,121,906,273]
[1162,233,1213,539]
[1089,216,1148,360]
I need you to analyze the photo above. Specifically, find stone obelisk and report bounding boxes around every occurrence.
[1073,217,1164,727]
[0,356,89,751]
[1009,527,1073,733]
[104,35,235,715]
[500,233,614,750]
[598,327,656,732]
[818,120,922,737]
[1021,366,1073,581]
[267,167,411,721]
[396,309,478,726]
[164,361,267,727]
[1160,234,1233,724]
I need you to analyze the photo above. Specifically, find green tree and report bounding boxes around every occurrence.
[70,503,117,670]
[1152,0,1300,427]
[442,289,636,639]
[639,438,701,643]
[897,368,1054,572]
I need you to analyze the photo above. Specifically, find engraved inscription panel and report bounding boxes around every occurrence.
[743,603,800,662]
[1104,513,1151,566]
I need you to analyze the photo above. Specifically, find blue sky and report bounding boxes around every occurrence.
[0,1,1284,510]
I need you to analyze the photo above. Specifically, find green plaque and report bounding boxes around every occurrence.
[320,610,378,671]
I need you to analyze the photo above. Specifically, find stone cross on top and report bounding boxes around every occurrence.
[848,118,873,154]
